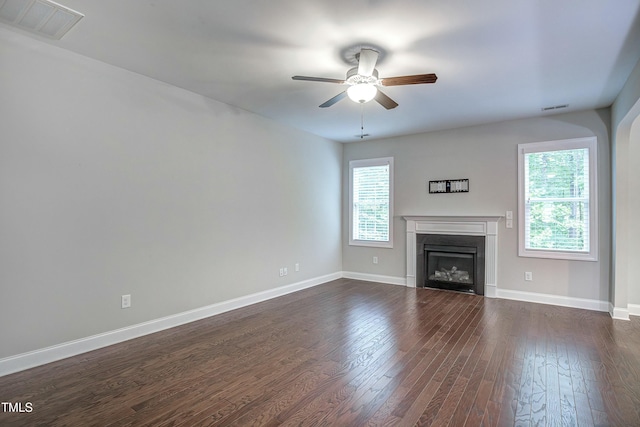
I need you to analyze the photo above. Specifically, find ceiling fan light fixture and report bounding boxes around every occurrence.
[347,83,377,103]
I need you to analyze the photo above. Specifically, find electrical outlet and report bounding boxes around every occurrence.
[373,256,378,264]
[279,268,284,277]
[121,294,131,309]
[525,272,533,281]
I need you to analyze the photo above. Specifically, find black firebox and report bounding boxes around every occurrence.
[416,234,485,295]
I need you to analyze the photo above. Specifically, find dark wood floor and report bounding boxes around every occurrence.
[1,279,640,426]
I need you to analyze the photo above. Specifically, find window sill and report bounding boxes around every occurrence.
[349,239,393,249]
[518,248,597,262]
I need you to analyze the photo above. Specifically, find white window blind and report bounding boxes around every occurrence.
[518,137,597,261]
[349,157,393,247]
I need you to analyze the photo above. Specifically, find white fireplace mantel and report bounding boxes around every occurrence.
[404,216,502,298]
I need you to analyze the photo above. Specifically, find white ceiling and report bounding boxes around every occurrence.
[3,0,640,142]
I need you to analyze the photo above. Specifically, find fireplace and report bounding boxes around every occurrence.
[403,216,501,297]
[417,234,485,295]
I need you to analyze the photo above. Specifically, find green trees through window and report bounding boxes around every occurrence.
[525,148,589,251]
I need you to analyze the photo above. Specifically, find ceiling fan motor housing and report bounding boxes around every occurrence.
[346,67,379,85]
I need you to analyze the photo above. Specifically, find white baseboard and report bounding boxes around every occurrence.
[629,304,640,317]
[341,271,407,286]
[0,272,341,377]
[496,288,610,313]
[610,304,630,320]
[485,284,497,298]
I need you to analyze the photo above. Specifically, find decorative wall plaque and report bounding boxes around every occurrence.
[429,179,469,193]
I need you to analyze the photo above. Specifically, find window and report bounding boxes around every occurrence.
[518,137,598,261]
[349,157,393,248]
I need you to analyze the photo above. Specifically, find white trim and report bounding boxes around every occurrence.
[610,304,631,320]
[349,157,394,248]
[627,304,640,317]
[517,137,598,261]
[497,288,609,312]
[485,284,497,298]
[403,216,502,295]
[0,272,341,377]
[342,271,406,286]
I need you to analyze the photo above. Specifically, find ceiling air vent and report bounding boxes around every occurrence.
[541,104,569,112]
[0,0,83,39]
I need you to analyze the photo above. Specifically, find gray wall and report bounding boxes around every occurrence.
[343,110,611,302]
[0,29,343,358]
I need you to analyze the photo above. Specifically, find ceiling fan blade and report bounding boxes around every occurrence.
[381,73,438,86]
[357,48,379,77]
[292,75,345,84]
[374,90,398,110]
[319,91,347,108]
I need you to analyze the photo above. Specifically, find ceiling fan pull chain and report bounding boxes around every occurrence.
[360,103,365,139]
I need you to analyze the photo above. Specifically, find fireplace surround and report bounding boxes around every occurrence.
[404,216,501,297]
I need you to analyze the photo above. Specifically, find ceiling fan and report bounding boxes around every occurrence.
[292,48,437,109]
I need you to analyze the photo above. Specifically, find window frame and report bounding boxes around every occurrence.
[349,157,394,248]
[517,136,598,261]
